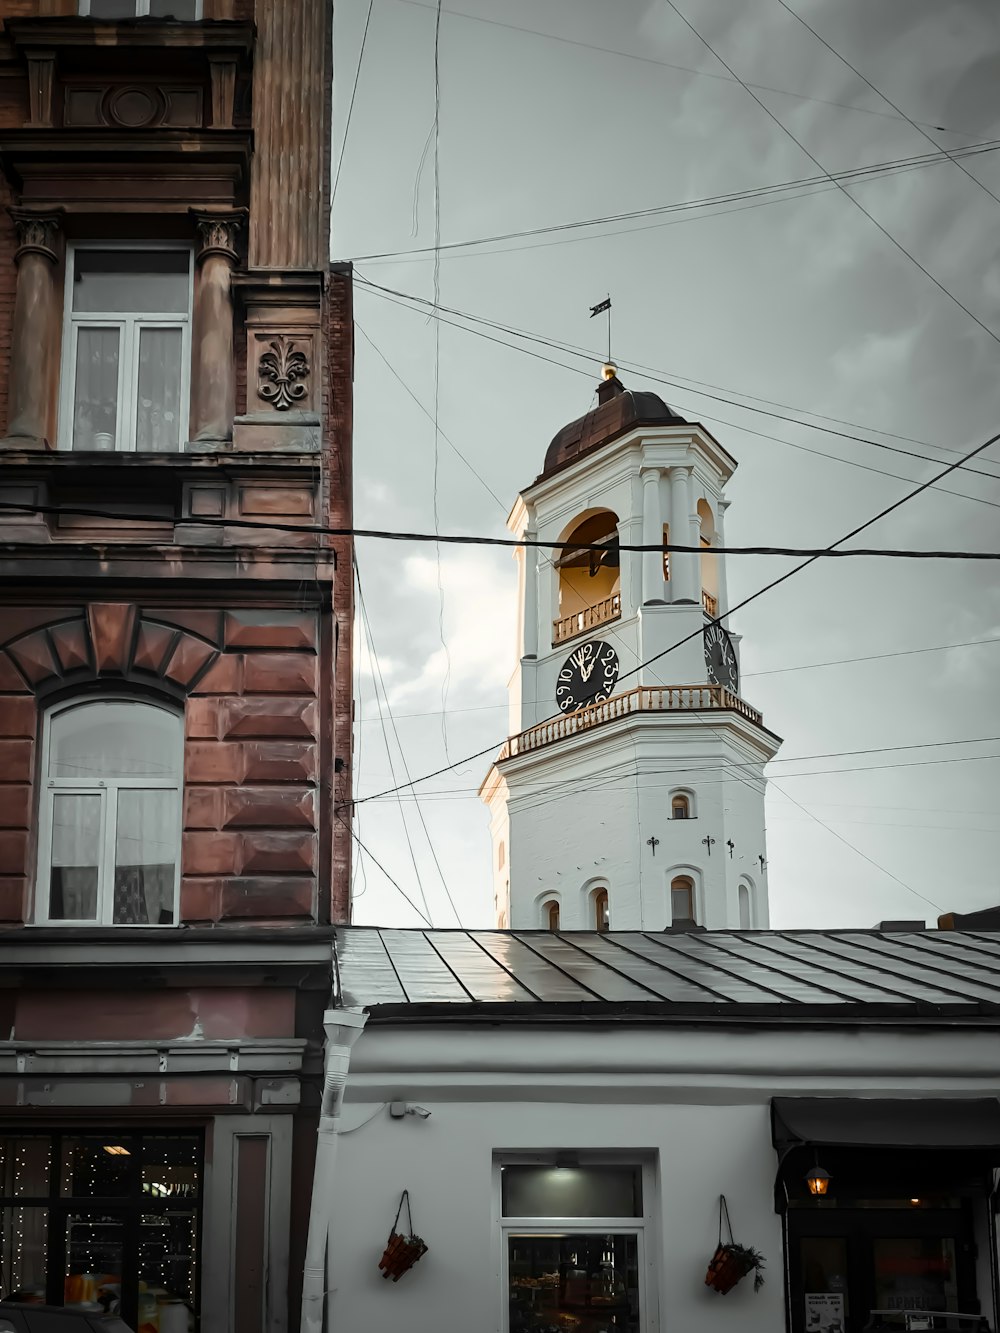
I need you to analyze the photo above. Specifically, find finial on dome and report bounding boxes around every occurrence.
[601,361,618,380]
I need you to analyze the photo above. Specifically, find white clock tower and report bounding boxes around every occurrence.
[480,368,781,932]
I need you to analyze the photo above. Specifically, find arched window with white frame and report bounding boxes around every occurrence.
[36,697,183,926]
[670,788,695,820]
[669,874,696,925]
[544,900,561,932]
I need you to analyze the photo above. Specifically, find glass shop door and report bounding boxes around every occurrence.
[789,1207,980,1333]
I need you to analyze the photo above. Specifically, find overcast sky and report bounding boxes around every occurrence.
[330,0,1000,932]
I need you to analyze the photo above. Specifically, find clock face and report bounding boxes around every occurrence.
[556,639,620,714]
[704,623,739,694]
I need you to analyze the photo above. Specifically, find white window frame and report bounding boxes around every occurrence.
[34,697,184,928]
[58,242,194,453]
[495,1155,657,1333]
[79,0,204,17]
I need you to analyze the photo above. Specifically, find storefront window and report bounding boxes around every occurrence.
[0,1131,201,1330]
[501,1162,646,1333]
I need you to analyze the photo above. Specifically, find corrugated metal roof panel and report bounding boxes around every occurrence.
[334,928,1000,1018]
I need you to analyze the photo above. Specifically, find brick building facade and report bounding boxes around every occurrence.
[0,2,352,1329]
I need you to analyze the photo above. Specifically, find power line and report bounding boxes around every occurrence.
[355,323,507,508]
[355,275,1000,484]
[1,498,998,558]
[336,815,433,926]
[775,0,1000,211]
[351,139,1000,261]
[355,631,1000,724]
[392,0,978,137]
[662,0,1000,348]
[350,425,1000,807]
[332,0,376,210]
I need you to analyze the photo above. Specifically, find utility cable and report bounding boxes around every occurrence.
[4,499,998,559]
[356,560,434,924]
[350,425,1000,807]
[775,0,1000,210]
[662,0,1000,348]
[392,0,978,137]
[356,322,506,508]
[352,139,1000,261]
[332,0,376,210]
[336,815,433,926]
[355,275,1000,484]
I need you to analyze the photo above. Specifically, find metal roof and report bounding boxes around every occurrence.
[334,928,1000,1021]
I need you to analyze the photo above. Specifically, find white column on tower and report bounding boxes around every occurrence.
[715,498,731,617]
[668,465,697,603]
[522,529,539,658]
[688,495,703,610]
[640,468,664,604]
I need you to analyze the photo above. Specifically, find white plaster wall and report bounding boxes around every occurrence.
[328,1022,1000,1333]
[493,712,774,929]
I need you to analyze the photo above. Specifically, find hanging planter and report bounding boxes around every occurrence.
[378,1190,428,1282]
[704,1195,765,1295]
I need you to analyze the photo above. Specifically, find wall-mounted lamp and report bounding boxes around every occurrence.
[805,1164,831,1197]
[389,1102,432,1120]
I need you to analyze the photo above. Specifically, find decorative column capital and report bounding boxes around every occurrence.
[8,207,63,265]
[190,207,247,264]
[640,466,661,484]
[718,496,731,513]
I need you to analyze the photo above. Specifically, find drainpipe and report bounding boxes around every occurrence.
[300,1006,368,1333]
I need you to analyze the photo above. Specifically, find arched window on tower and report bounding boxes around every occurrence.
[698,499,718,617]
[738,880,753,930]
[671,794,690,820]
[594,888,610,932]
[553,510,620,646]
[545,900,561,932]
[670,875,695,925]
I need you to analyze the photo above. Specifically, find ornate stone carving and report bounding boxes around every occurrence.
[191,208,246,265]
[257,336,310,411]
[8,208,63,265]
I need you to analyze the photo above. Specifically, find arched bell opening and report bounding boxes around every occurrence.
[698,499,719,617]
[553,510,621,646]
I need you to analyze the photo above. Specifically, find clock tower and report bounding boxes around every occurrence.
[480,368,781,932]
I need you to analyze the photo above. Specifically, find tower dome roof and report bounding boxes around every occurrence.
[540,375,687,480]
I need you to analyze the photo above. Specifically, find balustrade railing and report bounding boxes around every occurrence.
[702,590,718,617]
[552,592,621,646]
[500,684,763,758]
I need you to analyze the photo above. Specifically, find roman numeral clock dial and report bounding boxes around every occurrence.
[703,623,739,694]
[555,639,620,714]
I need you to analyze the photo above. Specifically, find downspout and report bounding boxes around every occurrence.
[300,1006,368,1333]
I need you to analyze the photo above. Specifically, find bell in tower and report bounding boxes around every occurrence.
[480,369,781,935]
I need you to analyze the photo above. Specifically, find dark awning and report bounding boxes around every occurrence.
[772,1097,1000,1155]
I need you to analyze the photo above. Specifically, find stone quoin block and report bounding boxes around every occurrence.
[221,787,316,830]
[185,697,222,740]
[242,741,316,783]
[184,787,222,831]
[221,697,317,740]
[219,876,316,920]
[190,651,242,695]
[0,784,31,831]
[182,830,241,877]
[0,830,28,876]
[238,831,316,875]
[0,697,36,739]
[180,878,223,923]
[223,609,316,651]
[184,741,244,785]
[0,879,25,923]
[0,739,32,785]
[0,655,27,692]
[242,651,317,695]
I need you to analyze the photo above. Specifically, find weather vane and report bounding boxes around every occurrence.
[589,294,613,374]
